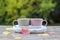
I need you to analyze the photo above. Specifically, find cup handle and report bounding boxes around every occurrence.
[13,20,18,26]
[42,20,48,26]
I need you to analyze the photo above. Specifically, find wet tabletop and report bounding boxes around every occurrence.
[0,26,60,40]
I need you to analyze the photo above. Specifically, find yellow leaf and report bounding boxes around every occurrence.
[3,31,11,35]
[38,34,49,37]
[6,28,13,30]
[14,37,22,40]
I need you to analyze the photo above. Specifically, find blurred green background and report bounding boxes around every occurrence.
[0,0,60,25]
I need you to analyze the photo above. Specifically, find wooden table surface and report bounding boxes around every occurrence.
[0,26,60,40]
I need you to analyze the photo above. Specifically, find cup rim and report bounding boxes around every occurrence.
[17,18,30,20]
[16,18,43,20]
[31,18,43,20]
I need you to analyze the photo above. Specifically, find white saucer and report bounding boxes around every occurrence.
[13,25,47,33]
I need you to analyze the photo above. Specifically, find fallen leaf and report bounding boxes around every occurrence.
[14,37,22,40]
[6,28,13,30]
[48,32,56,34]
[3,31,11,35]
[38,34,49,37]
